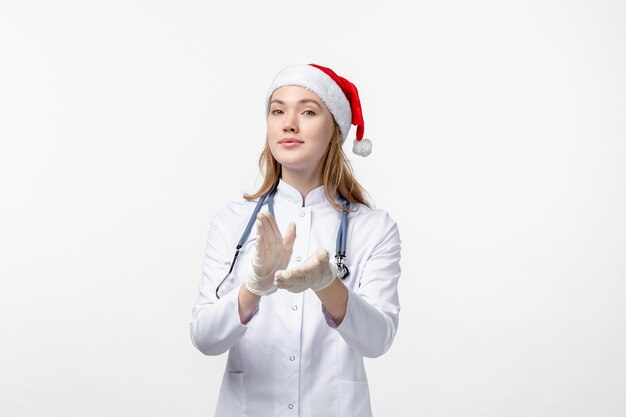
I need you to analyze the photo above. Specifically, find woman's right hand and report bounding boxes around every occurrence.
[245,211,296,296]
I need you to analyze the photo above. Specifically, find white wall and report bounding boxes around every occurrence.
[1,1,625,416]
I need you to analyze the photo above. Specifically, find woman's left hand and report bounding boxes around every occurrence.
[274,249,337,293]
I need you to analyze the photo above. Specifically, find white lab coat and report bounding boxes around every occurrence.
[190,179,401,417]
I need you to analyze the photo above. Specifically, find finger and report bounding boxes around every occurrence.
[275,275,297,289]
[315,249,330,262]
[259,212,280,248]
[255,216,267,241]
[275,280,293,289]
[276,272,307,291]
[274,275,289,289]
[274,272,290,288]
[264,211,282,237]
[274,268,302,286]
[259,214,281,257]
[300,251,324,270]
[283,222,297,252]
[274,269,292,282]
[276,267,309,285]
[255,221,268,253]
[255,234,267,257]
[255,219,264,238]
[276,280,296,290]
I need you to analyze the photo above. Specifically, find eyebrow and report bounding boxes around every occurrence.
[270,99,322,109]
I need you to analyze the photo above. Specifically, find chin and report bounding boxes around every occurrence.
[272,151,301,163]
[277,159,306,170]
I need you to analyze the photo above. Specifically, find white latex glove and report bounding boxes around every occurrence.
[274,249,337,293]
[245,211,296,296]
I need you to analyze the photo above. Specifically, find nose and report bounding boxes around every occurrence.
[282,112,299,133]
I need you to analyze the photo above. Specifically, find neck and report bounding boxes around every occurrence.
[281,167,323,207]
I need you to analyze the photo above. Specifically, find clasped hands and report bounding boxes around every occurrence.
[245,211,337,296]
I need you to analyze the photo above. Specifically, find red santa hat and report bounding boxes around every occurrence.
[265,63,373,157]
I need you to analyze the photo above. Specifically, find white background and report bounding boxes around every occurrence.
[1,1,625,416]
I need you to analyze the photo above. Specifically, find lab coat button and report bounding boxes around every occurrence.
[289,355,295,361]
[288,403,294,409]
[296,256,301,262]
[292,305,298,311]
[299,211,305,217]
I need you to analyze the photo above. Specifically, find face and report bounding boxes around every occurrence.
[267,86,336,178]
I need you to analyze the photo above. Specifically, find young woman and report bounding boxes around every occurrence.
[190,63,401,417]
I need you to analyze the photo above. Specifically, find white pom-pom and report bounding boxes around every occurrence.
[352,138,372,157]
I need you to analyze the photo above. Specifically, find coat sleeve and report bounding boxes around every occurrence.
[189,213,258,356]
[323,213,401,358]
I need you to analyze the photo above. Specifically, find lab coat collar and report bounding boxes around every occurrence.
[276,178,328,207]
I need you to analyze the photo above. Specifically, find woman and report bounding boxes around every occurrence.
[190,63,401,417]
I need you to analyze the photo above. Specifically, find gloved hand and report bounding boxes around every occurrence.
[245,211,296,296]
[274,249,337,293]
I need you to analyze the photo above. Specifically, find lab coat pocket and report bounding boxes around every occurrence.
[338,380,372,417]
[215,372,244,417]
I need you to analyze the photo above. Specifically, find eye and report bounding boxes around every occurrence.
[302,110,316,116]
[271,109,284,115]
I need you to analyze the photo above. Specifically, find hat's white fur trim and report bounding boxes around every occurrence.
[266,64,352,143]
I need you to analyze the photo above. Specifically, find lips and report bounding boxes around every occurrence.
[278,138,304,148]
[279,138,304,144]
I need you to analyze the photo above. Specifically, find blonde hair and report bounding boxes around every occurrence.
[244,125,372,212]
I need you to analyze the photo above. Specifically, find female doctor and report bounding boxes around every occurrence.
[190,63,401,417]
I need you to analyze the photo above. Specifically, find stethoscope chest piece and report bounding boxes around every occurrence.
[335,253,350,280]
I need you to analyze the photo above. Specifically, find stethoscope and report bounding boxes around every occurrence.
[215,182,350,299]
